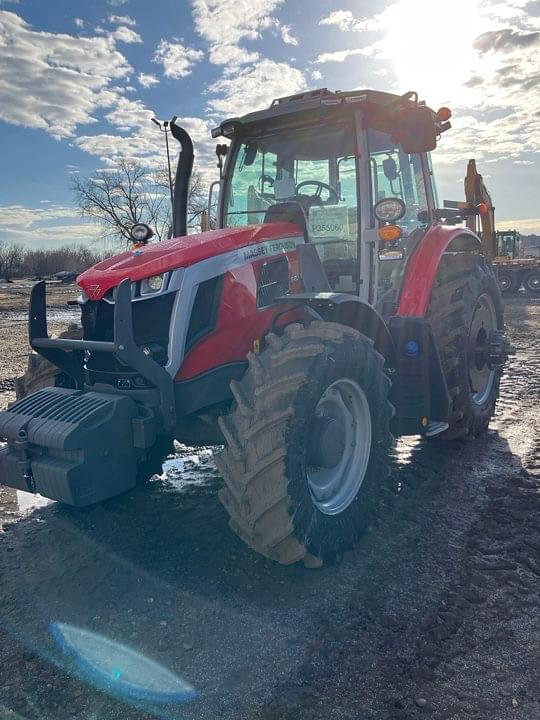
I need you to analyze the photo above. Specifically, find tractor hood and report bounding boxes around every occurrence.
[78,223,302,301]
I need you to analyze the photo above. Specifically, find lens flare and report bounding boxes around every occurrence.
[50,622,197,705]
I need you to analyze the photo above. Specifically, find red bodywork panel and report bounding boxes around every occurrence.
[397,225,480,317]
[178,253,302,380]
[77,223,302,301]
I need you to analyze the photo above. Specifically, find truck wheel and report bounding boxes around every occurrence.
[428,255,504,439]
[215,322,393,565]
[523,269,540,294]
[15,325,82,399]
[497,270,518,294]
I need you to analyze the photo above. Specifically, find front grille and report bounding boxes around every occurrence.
[81,292,176,381]
[257,257,289,308]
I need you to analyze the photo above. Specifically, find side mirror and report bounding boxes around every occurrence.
[243,142,258,167]
[383,157,399,181]
[393,105,437,154]
[207,179,221,229]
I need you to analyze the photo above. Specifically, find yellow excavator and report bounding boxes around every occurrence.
[463,160,539,294]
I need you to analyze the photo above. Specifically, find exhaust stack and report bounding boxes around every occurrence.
[170,118,194,238]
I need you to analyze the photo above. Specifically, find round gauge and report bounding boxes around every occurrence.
[374,197,406,223]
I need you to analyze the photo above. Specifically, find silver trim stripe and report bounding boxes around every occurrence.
[165,235,303,377]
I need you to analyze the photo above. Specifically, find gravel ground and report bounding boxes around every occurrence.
[0,287,538,720]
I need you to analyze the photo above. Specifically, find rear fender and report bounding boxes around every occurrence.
[397,225,482,317]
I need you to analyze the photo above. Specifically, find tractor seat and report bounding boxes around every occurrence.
[264,202,308,236]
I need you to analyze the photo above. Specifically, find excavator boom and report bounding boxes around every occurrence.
[464,159,497,258]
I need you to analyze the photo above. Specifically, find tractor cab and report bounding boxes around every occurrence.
[212,89,447,314]
[496,230,520,260]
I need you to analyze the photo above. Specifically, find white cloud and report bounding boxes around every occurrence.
[311,69,323,81]
[75,93,216,182]
[138,72,159,88]
[319,10,382,32]
[192,0,291,65]
[319,10,354,31]
[104,96,153,131]
[0,204,101,247]
[207,58,306,117]
[108,14,136,26]
[153,39,204,78]
[280,24,297,46]
[74,18,84,28]
[496,217,540,234]
[110,25,142,43]
[315,48,366,64]
[192,0,283,47]
[208,43,259,65]
[192,0,305,127]
[0,10,132,138]
[108,0,129,6]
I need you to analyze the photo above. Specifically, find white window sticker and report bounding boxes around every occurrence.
[308,205,350,240]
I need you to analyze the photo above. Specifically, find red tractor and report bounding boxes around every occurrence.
[0,89,512,565]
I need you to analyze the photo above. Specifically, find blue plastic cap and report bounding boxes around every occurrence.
[404,340,420,357]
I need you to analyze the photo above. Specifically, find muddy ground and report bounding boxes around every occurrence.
[0,284,538,720]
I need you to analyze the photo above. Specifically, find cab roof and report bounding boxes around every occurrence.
[211,88,432,139]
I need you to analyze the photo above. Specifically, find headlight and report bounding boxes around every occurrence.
[141,274,165,295]
[374,197,406,223]
[130,223,154,244]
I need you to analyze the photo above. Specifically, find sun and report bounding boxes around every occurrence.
[381,0,486,105]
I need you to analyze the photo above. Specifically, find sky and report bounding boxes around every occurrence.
[0,0,539,249]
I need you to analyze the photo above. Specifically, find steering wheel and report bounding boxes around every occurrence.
[295,180,339,205]
[258,174,274,193]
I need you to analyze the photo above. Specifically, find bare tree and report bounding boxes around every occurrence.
[73,159,207,245]
[21,245,103,278]
[0,242,24,280]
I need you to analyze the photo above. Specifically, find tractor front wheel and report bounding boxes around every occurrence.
[15,325,82,399]
[215,322,393,565]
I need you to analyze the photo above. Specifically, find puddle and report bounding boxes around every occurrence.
[3,308,79,324]
[16,490,53,513]
[158,446,219,492]
[0,445,218,521]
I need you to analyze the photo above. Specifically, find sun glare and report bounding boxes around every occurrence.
[382,0,485,105]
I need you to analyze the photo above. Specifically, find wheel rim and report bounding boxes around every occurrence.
[306,378,372,516]
[468,293,497,406]
[499,275,511,292]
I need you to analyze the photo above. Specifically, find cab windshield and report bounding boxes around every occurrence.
[223,119,360,292]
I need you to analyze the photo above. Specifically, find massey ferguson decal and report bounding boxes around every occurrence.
[242,237,298,261]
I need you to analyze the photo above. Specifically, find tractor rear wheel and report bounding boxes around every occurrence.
[215,322,393,565]
[428,254,504,439]
[523,269,540,294]
[15,325,82,400]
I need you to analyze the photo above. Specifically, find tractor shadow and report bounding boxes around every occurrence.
[0,426,526,719]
